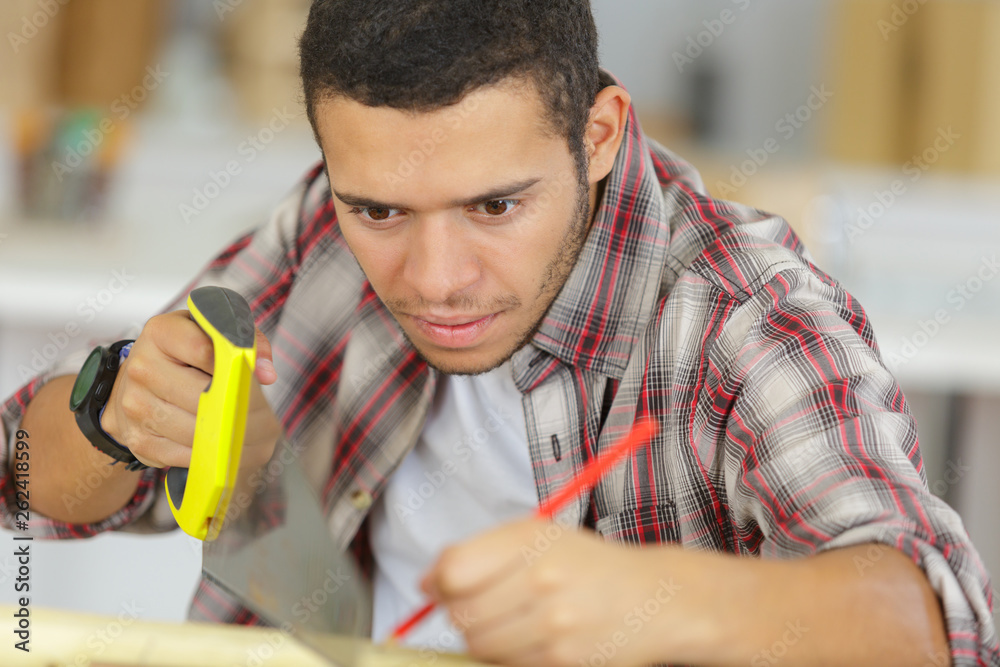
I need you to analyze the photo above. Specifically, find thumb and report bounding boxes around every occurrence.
[254,327,277,385]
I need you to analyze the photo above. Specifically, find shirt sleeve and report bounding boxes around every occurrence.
[0,166,322,539]
[717,265,999,666]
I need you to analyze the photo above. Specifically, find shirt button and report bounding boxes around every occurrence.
[349,489,372,511]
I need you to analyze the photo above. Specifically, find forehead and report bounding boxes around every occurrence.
[313,81,572,209]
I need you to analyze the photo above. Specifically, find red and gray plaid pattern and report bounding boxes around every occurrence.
[3,81,997,664]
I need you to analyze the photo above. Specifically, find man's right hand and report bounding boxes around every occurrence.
[100,310,281,471]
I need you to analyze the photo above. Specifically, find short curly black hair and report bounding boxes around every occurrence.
[299,0,601,176]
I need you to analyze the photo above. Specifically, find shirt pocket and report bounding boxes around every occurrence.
[594,501,680,546]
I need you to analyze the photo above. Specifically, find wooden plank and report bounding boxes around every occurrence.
[0,605,487,667]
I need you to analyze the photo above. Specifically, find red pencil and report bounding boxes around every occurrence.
[387,418,660,644]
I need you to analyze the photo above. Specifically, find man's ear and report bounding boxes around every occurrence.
[585,85,632,185]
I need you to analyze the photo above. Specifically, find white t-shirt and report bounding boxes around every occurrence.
[368,362,537,651]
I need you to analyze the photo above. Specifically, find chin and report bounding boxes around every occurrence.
[416,347,513,377]
[404,331,531,376]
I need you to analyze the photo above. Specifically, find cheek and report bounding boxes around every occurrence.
[338,225,402,286]
[519,193,580,253]
[486,200,579,286]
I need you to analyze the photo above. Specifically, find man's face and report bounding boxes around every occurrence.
[315,81,594,375]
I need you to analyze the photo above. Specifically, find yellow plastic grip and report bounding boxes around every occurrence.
[166,287,256,541]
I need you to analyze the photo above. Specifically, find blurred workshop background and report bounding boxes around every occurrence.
[1,0,998,626]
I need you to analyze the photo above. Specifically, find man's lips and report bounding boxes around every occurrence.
[409,313,499,348]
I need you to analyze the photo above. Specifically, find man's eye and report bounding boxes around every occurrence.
[476,200,519,216]
[351,207,399,222]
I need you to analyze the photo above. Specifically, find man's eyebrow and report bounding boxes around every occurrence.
[333,177,544,210]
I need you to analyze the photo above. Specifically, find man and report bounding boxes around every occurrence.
[2,1,998,665]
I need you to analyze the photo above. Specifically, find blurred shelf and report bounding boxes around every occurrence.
[0,112,320,329]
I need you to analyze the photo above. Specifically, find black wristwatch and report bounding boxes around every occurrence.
[69,340,147,471]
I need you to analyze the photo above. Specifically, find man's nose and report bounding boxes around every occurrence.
[403,215,481,305]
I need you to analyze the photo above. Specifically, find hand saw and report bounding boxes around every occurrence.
[171,286,372,664]
[166,286,257,541]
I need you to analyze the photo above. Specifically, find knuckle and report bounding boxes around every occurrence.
[542,640,579,667]
[528,564,564,593]
[138,413,162,435]
[463,633,491,659]
[123,356,152,386]
[141,313,169,340]
[125,433,158,464]
[434,547,465,594]
[193,336,214,367]
[542,602,578,635]
[144,438,187,468]
[118,390,143,421]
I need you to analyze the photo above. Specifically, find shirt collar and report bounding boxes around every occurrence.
[510,72,673,391]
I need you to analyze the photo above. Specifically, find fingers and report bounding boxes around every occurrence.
[105,377,199,468]
[102,309,282,470]
[143,310,215,375]
[243,377,282,470]
[462,599,558,665]
[445,565,545,658]
[254,327,277,385]
[126,403,198,469]
[443,561,601,666]
[126,351,210,415]
[424,519,546,601]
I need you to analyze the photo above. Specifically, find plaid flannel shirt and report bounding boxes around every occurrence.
[3,78,998,665]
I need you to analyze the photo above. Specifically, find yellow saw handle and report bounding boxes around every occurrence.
[166,286,256,541]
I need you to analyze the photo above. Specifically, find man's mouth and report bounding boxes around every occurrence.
[409,313,499,349]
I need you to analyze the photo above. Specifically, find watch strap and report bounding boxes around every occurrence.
[72,340,147,471]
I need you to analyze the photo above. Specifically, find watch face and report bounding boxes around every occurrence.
[70,348,104,411]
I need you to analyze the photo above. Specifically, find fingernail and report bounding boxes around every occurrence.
[257,358,276,382]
